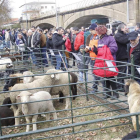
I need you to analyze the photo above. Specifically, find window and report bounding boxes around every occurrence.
[41,6,44,9]
[45,6,47,9]
[51,6,54,9]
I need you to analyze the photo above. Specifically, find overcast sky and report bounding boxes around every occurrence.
[10,0,82,18]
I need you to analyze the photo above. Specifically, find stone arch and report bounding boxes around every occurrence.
[64,6,127,29]
[31,17,56,29]
[36,23,54,30]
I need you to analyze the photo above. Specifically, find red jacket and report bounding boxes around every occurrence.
[65,38,72,52]
[93,45,118,77]
[74,31,84,51]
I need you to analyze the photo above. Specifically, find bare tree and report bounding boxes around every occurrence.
[0,0,11,24]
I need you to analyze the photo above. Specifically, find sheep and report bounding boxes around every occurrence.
[0,57,13,71]
[10,69,59,126]
[23,70,78,102]
[121,131,140,140]
[1,52,22,62]
[7,70,77,100]
[10,69,76,126]
[3,68,28,91]
[16,91,57,132]
[0,97,15,126]
[3,73,23,91]
[22,71,43,84]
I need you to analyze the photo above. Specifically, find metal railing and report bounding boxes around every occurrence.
[32,0,124,19]
[0,48,139,139]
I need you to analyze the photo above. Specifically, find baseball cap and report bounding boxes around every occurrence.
[128,31,138,40]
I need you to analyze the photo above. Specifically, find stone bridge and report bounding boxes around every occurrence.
[21,0,140,29]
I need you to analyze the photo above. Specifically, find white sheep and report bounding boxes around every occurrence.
[23,71,43,84]
[0,57,13,70]
[10,69,77,126]
[16,91,57,132]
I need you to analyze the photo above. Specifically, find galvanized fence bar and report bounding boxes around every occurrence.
[0,48,139,139]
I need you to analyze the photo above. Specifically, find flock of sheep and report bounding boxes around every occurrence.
[0,69,78,132]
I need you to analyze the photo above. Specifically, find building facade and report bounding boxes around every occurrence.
[20,1,55,20]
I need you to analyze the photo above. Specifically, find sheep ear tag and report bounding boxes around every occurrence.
[51,74,55,78]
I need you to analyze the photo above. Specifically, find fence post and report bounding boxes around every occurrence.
[0,117,2,136]
[68,71,75,133]
[130,54,134,79]
[136,115,140,138]
[83,50,89,101]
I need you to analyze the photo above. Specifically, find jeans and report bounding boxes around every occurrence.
[79,71,88,82]
[33,48,42,66]
[46,49,51,61]
[40,47,48,66]
[6,41,10,48]
[55,53,68,70]
[90,60,105,91]
[116,60,127,89]
[30,51,36,65]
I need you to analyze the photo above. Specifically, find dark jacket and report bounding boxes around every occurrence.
[77,51,90,71]
[127,40,140,79]
[136,29,140,34]
[22,33,27,42]
[46,38,53,49]
[52,33,65,54]
[27,35,32,47]
[32,31,40,47]
[115,30,129,61]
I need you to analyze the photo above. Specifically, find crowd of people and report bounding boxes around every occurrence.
[1,22,140,100]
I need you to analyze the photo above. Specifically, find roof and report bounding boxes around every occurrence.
[19,1,55,8]
[2,18,19,25]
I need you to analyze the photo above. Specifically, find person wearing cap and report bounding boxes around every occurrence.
[127,31,140,83]
[77,45,90,84]
[115,23,130,92]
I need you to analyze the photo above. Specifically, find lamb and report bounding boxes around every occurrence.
[0,97,15,126]
[0,57,13,70]
[23,70,78,101]
[10,69,60,126]
[22,71,43,84]
[16,91,57,132]
[1,52,22,62]
[10,69,76,126]
[3,73,23,91]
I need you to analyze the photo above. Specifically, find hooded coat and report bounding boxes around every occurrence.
[52,33,65,54]
[97,34,118,60]
[74,31,84,51]
[93,45,118,77]
[115,30,129,61]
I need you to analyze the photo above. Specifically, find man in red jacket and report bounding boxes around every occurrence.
[73,27,84,53]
